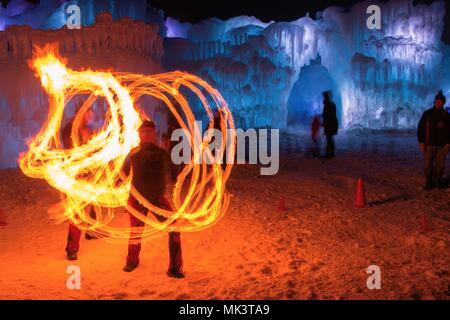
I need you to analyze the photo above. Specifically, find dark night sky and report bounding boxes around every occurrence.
[150,0,450,42]
[2,0,450,43]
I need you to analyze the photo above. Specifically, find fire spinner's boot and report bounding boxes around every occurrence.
[123,263,139,273]
[67,252,78,261]
[167,269,185,279]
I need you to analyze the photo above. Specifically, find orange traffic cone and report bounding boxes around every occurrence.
[420,213,432,233]
[278,197,286,212]
[355,178,367,208]
[0,209,7,226]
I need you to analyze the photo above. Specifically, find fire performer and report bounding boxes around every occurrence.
[62,108,98,261]
[122,120,184,278]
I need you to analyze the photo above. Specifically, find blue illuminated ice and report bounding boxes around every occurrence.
[165,0,448,130]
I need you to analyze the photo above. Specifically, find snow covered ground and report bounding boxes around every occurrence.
[0,131,448,300]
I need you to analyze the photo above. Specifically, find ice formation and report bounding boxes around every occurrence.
[0,0,167,34]
[165,0,448,130]
[0,0,449,168]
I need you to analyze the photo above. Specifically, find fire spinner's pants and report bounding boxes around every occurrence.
[126,196,183,272]
[65,206,97,254]
[424,146,447,184]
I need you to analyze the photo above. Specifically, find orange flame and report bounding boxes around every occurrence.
[19,44,235,241]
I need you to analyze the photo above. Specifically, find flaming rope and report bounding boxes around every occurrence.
[19,44,235,241]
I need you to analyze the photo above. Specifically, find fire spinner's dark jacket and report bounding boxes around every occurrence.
[123,142,171,202]
[417,107,450,147]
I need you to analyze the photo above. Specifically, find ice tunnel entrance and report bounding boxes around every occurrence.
[287,58,342,128]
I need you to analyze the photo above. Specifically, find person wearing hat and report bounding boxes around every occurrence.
[417,90,450,190]
[122,120,184,278]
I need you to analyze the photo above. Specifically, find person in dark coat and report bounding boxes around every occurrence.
[122,120,184,278]
[62,109,98,261]
[417,90,450,190]
[322,91,339,158]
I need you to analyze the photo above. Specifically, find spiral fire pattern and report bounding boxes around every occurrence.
[19,44,235,241]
